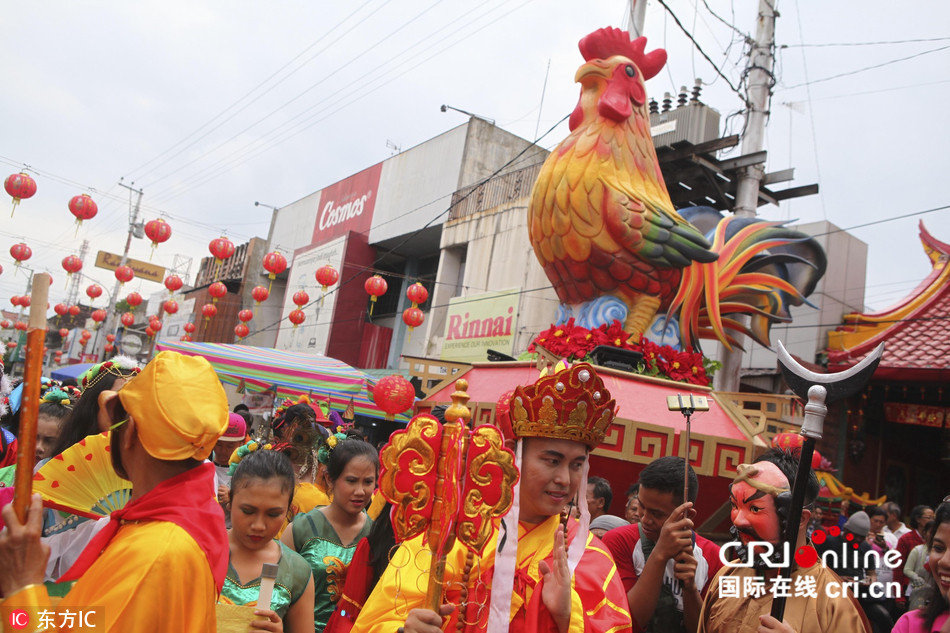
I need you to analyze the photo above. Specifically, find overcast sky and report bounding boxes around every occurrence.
[2,1,949,321]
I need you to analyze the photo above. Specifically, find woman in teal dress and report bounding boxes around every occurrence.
[281,432,378,633]
[221,449,315,632]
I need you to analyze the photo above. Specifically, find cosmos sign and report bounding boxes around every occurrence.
[311,162,383,245]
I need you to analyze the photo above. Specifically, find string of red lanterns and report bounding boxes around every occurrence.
[10,243,31,268]
[115,265,134,286]
[364,275,387,315]
[4,173,37,216]
[144,218,172,259]
[262,251,287,293]
[209,236,235,264]
[209,281,227,303]
[61,255,82,287]
[68,194,98,235]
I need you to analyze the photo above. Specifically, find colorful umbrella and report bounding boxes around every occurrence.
[154,341,412,423]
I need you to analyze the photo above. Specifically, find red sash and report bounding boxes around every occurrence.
[60,462,228,592]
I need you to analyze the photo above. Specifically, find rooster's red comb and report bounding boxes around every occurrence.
[578,27,667,81]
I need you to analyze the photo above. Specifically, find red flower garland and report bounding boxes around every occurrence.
[528,319,715,386]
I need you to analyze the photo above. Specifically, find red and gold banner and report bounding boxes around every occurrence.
[884,402,946,428]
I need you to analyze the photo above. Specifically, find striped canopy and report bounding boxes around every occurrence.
[154,341,411,423]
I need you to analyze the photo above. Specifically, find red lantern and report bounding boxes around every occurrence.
[292,290,310,307]
[120,312,135,328]
[9,296,20,307]
[104,343,114,353]
[262,251,287,280]
[58,327,69,338]
[1,320,11,329]
[19,296,30,308]
[315,265,340,292]
[126,292,143,308]
[183,322,196,334]
[208,281,227,302]
[364,275,387,315]
[181,335,192,342]
[13,321,25,331]
[115,265,134,285]
[402,306,425,335]
[288,309,305,328]
[234,323,250,339]
[54,303,68,316]
[6,342,16,349]
[68,305,81,317]
[149,319,163,332]
[251,286,269,305]
[238,309,253,323]
[164,274,183,294]
[145,327,155,339]
[86,284,103,301]
[91,309,107,326]
[202,303,217,320]
[143,218,172,258]
[209,236,235,263]
[80,330,91,340]
[372,374,415,420]
[406,282,429,308]
[4,172,37,216]
[68,194,98,232]
[163,300,179,315]
[61,255,83,284]
[105,333,116,343]
[10,243,31,268]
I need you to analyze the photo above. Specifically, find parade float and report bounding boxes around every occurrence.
[409,27,852,536]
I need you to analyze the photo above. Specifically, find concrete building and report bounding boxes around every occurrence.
[263,117,546,368]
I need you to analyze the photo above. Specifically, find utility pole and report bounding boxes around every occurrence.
[717,0,777,392]
[628,0,648,38]
[96,181,144,360]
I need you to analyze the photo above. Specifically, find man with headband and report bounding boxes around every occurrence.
[698,449,869,633]
[351,363,632,632]
[0,351,232,632]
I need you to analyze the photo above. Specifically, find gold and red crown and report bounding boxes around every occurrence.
[510,363,615,449]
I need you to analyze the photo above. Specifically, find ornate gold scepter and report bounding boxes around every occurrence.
[13,272,51,522]
[379,379,519,612]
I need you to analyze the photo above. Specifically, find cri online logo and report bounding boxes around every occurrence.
[8,609,29,629]
[721,525,898,569]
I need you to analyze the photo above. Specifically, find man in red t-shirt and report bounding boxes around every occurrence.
[603,457,722,633]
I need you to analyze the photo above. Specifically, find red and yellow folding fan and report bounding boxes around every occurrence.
[33,432,131,520]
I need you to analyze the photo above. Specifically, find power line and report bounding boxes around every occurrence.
[145,0,533,204]
[655,0,746,101]
[783,44,950,89]
[784,36,950,48]
[127,0,381,179]
[698,0,749,41]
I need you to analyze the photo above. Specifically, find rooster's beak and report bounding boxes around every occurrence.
[575,60,613,83]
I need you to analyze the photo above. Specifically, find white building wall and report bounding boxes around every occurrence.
[425,199,558,359]
[370,125,468,245]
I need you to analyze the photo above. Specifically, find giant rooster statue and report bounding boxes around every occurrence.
[529,27,825,352]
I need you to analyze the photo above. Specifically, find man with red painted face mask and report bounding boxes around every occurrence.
[698,449,870,633]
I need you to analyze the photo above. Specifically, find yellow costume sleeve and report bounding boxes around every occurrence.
[2,522,218,632]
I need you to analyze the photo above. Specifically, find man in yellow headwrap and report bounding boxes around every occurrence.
[0,351,238,632]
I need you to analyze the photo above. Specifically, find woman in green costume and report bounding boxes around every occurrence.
[281,432,378,632]
[221,449,315,632]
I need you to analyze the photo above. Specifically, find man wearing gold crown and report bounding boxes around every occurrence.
[352,363,632,633]
[0,352,235,632]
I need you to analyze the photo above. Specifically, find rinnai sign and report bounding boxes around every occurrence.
[311,162,383,246]
[441,289,519,363]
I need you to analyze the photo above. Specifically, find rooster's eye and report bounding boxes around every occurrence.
[625,65,636,78]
